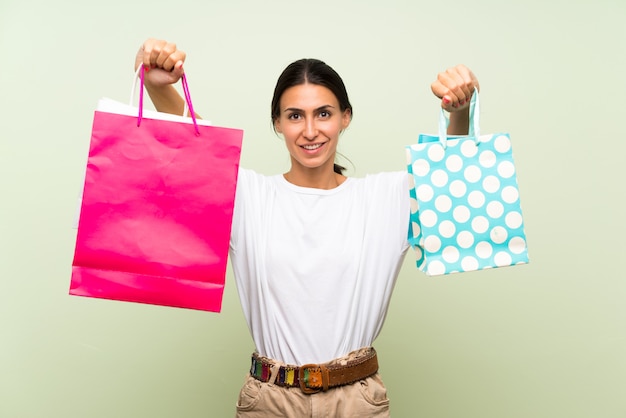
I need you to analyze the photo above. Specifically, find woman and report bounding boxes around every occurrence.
[136,38,479,417]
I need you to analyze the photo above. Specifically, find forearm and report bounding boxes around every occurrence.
[145,83,186,116]
[447,108,470,135]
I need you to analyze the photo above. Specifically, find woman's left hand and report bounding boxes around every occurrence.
[431,64,479,113]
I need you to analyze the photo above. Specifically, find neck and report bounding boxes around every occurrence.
[284,164,346,190]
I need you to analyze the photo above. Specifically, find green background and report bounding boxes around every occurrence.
[1,0,625,416]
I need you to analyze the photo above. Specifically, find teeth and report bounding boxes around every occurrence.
[303,143,323,150]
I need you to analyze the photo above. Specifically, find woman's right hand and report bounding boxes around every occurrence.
[134,38,186,88]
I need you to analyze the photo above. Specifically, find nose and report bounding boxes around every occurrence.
[303,118,318,140]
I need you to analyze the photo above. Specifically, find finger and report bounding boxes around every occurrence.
[147,41,165,68]
[136,38,155,71]
[431,79,456,112]
[433,66,480,110]
[431,76,460,102]
[155,42,179,71]
[433,73,464,109]
[458,64,479,90]
[172,60,185,78]
[444,67,471,105]
[454,65,480,101]
[451,65,481,103]
[141,38,154,67]
[141,38,163,68]
[160,49,186,73]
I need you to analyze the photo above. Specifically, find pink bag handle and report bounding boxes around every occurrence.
[135,66,200,135]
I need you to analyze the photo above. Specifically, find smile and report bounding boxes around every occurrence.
[301,143,325,151]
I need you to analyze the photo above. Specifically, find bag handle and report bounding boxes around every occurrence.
[438,87,480,148]
[130,66,200,135]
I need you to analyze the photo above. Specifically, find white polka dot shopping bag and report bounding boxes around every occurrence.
[406,90,528,276]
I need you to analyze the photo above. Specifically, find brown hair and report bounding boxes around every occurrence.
[271,58,353,175]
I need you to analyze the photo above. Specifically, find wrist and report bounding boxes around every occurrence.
[447,108,470,135]
[145,84,185,115]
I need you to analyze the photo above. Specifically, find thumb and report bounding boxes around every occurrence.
[172,60,185,79]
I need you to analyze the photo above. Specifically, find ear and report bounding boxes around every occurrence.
[274,118,283,134]
[341,109,352,130]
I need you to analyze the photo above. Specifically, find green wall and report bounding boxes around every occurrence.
[1,0,625,416]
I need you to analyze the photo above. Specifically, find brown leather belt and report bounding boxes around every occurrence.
[250,348,379,394]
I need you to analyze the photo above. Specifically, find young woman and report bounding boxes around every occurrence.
[136,38,479,417]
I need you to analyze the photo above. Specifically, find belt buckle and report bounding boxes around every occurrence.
[298,364,328,394]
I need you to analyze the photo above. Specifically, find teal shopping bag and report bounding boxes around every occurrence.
[406,91,528,276]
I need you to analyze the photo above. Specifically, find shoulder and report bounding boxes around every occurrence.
[235,169,288,207]
[346,171,409,204]
[237,168,280,187]
[357,171,408,188]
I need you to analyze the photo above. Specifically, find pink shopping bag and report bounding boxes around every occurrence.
[70,69,243,312]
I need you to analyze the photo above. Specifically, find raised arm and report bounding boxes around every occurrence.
[134,38,190,116]
[431,64,480,136]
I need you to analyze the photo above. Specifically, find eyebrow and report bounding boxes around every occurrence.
[283,105,336,113]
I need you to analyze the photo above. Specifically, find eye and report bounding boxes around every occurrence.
[319,110,331,118]
[287,113,302,120]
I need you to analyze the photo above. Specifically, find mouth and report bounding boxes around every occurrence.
[300,142,327,152]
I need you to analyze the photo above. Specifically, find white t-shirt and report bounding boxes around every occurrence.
[229,169,410,365]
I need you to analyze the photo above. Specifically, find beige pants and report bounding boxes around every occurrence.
[235,348,391,418]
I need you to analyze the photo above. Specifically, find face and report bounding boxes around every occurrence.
[274,83,351,174]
